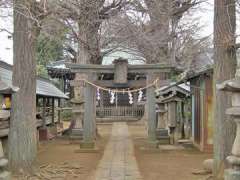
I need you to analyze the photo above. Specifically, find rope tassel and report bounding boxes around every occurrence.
[138,89,143,102]
[128,91,133,105]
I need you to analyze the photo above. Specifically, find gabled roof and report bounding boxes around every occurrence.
[156,83,190,103]
[0,81,19,94]
[156,83,190,97]
[0,61,68,99]
[36,77,68,98]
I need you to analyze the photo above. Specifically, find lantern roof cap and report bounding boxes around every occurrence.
[217,77,240,92]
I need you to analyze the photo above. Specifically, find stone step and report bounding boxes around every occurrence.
[156,129,169,136]
[71,128,83,136]
[156,129,170,144]
[157,138,171,145]
[69,135,83,140]
[96,117,141,123]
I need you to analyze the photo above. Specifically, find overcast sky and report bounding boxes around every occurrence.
[0,0,214,65]
[0,6,12,64]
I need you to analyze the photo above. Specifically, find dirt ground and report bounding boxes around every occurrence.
[13,124,112,180]
[13,123,213,180]
[128,123,213,180]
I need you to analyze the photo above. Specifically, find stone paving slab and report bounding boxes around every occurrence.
[89,122,143,180]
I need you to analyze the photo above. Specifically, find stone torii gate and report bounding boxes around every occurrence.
[67,59,175,148]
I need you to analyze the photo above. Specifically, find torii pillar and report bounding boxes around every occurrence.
[80,73,97,149]
[146,73,157,142]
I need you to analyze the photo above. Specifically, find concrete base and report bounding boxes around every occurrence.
[75,148,99,153]
[147,141,159,149]
[158,138,171,145]
[158,145,184,151]
[70,128,83,140]
[225,169,240,180]
[80,141,95,149]
[0,171,11,180]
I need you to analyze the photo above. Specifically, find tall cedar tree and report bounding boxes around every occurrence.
[9,0,39,172]
[213,0,237,178]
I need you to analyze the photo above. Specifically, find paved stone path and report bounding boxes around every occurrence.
[90,122,143,180]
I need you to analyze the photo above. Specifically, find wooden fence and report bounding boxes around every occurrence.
[96,105,144,120]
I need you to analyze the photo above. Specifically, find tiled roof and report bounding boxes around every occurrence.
[0,61,68,99]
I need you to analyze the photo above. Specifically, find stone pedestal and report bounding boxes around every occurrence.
[70,99,84,140]
[218,78,240,180]
[0,140,10,180]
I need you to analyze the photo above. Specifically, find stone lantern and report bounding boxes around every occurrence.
[0,110,11,180]
[218,77,240,180]
[69,72,90,141]
[0,80,18,180]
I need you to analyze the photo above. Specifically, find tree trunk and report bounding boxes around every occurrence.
[77,1,101,65]
[87,24,101,65]
[144,0,169,63]
[213,0,237,178]
[9,0,38,172]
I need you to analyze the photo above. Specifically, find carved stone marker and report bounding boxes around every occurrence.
[218,77,240,180]
[156,102,167,129]
[168,101,177,128]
